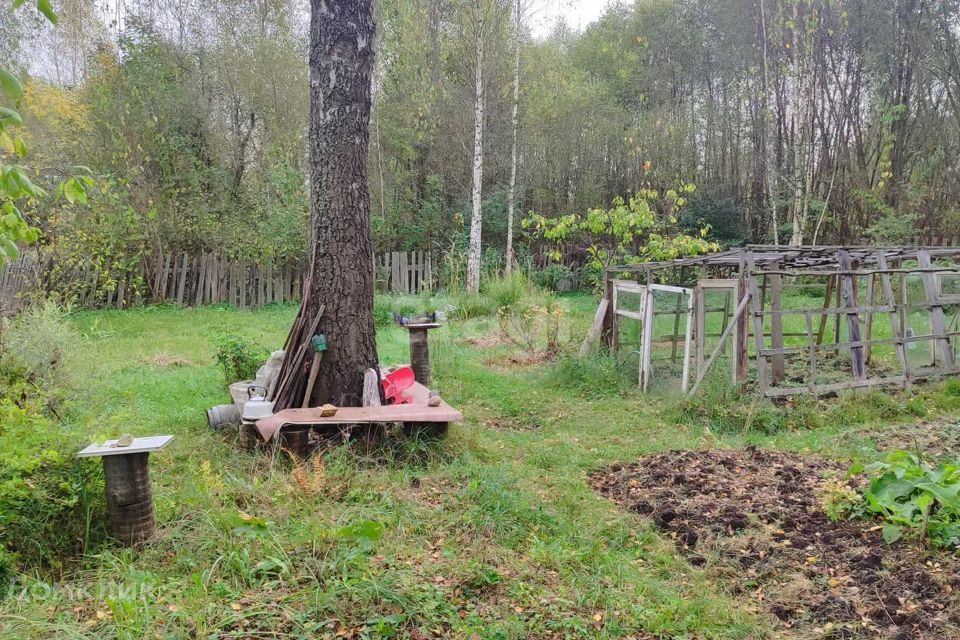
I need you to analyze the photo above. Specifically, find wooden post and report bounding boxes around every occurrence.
[176,253,188,306]
[640,286,654,391]
[745,252,769,392]
[917,250,955,368]
[770,267,785,383]
[837,250,866,382]
[695,285,705,378]
[735,278,749,383]
[680,289,694,392]
[864,273,875,364]
[877,252,910,388]
[602,275,615,349]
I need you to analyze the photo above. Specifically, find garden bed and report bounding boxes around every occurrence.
[590,447,960,638]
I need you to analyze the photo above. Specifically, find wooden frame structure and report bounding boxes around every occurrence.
[600,245,960,397]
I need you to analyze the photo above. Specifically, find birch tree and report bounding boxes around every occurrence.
[466,0,485,293]
[505,0,523,274]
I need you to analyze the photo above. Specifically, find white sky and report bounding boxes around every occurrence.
[529,0,613,38]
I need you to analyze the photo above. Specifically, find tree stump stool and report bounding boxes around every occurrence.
[78,435,173,546]
[404,322,440,387]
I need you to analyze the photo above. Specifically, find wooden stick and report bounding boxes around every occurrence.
[918,250,955,368]
[688,292,751,396]
[579,298,608,357]
[876,252,910,389]
[815,276,834,344]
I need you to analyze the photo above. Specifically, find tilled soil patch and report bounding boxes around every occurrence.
[590,447,960,639]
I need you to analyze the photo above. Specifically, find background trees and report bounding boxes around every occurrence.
[6,0,960,293]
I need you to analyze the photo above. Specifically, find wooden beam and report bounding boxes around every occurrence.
[917,250,955,368]
[837,249,866,382]
[579,298,609,357]
[876,252,910,389]
[640,287,654,391]
[816,275,835,345]
[680,290,694,392]
[745,252,769,392]
[770,267,785,383]
[688,292,751,396]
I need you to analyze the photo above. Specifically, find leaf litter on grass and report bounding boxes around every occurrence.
[590,446,960,639]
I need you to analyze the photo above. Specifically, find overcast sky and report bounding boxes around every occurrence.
[529,0,613,38]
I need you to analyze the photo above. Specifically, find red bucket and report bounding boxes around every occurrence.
[381,366,415,404]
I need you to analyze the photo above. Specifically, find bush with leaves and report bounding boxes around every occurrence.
[522,184,719,290]
[0,300,77,396]
[213,335,269,383]
[1,0,90,266]
[0,399,103,581]
[842,450,960,548]
[497,291,564,356]
[531,263,574,292]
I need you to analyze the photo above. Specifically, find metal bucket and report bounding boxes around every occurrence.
[206,404,241,430]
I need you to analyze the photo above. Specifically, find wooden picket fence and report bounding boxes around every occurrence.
[376,250,434,294]
[0,250,435,314]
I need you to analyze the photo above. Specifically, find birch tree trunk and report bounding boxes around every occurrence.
[759,0,779,245]
[304,0,379,405]
[505,0,521,275]
[466,5,485,294]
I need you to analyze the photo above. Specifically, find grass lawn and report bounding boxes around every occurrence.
[2,293,960,638]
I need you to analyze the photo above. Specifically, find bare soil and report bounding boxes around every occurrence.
[590,447,960,639]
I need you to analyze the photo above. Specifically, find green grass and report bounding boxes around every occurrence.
[2,294,960,638]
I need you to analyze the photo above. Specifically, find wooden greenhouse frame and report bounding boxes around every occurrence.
[591,245,960,397]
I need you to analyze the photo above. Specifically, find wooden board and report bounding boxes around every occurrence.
[254,382,462,442]
[78,435,174,457]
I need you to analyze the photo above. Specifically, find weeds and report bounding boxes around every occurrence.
[212,335,267,383]
[849,450,960,548]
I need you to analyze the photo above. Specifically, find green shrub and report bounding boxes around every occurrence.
[548,352,627,399]
[532,264,574,292]
[374,297,394,328]
[213,335,268,383]
[450,292,499,320]
[0,400,103,580]
[0,300,77,392]
[848,450,960,548]
[483,272,530,310]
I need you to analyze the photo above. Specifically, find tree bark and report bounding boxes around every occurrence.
[505,0,521,275]
[305,0,379,406]
[467,4,485,294]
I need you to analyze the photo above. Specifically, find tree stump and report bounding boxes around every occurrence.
[405,323,440,387]
[102,453,155,546]
[78,435,173,547]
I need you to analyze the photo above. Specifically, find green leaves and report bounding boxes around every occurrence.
[36,0,58,25]
[0,68,23,102]
[882,523,903,545]
[0,107,23,127]
[61,175,93,205]
[854,450,960,549]
[334,519,383,552]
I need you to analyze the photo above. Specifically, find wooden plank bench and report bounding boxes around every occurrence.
[253,382,462,442]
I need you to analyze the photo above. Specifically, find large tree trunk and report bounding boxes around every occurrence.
[466,7,485,294]
[305,0,379,406]
[505,0,520,275]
